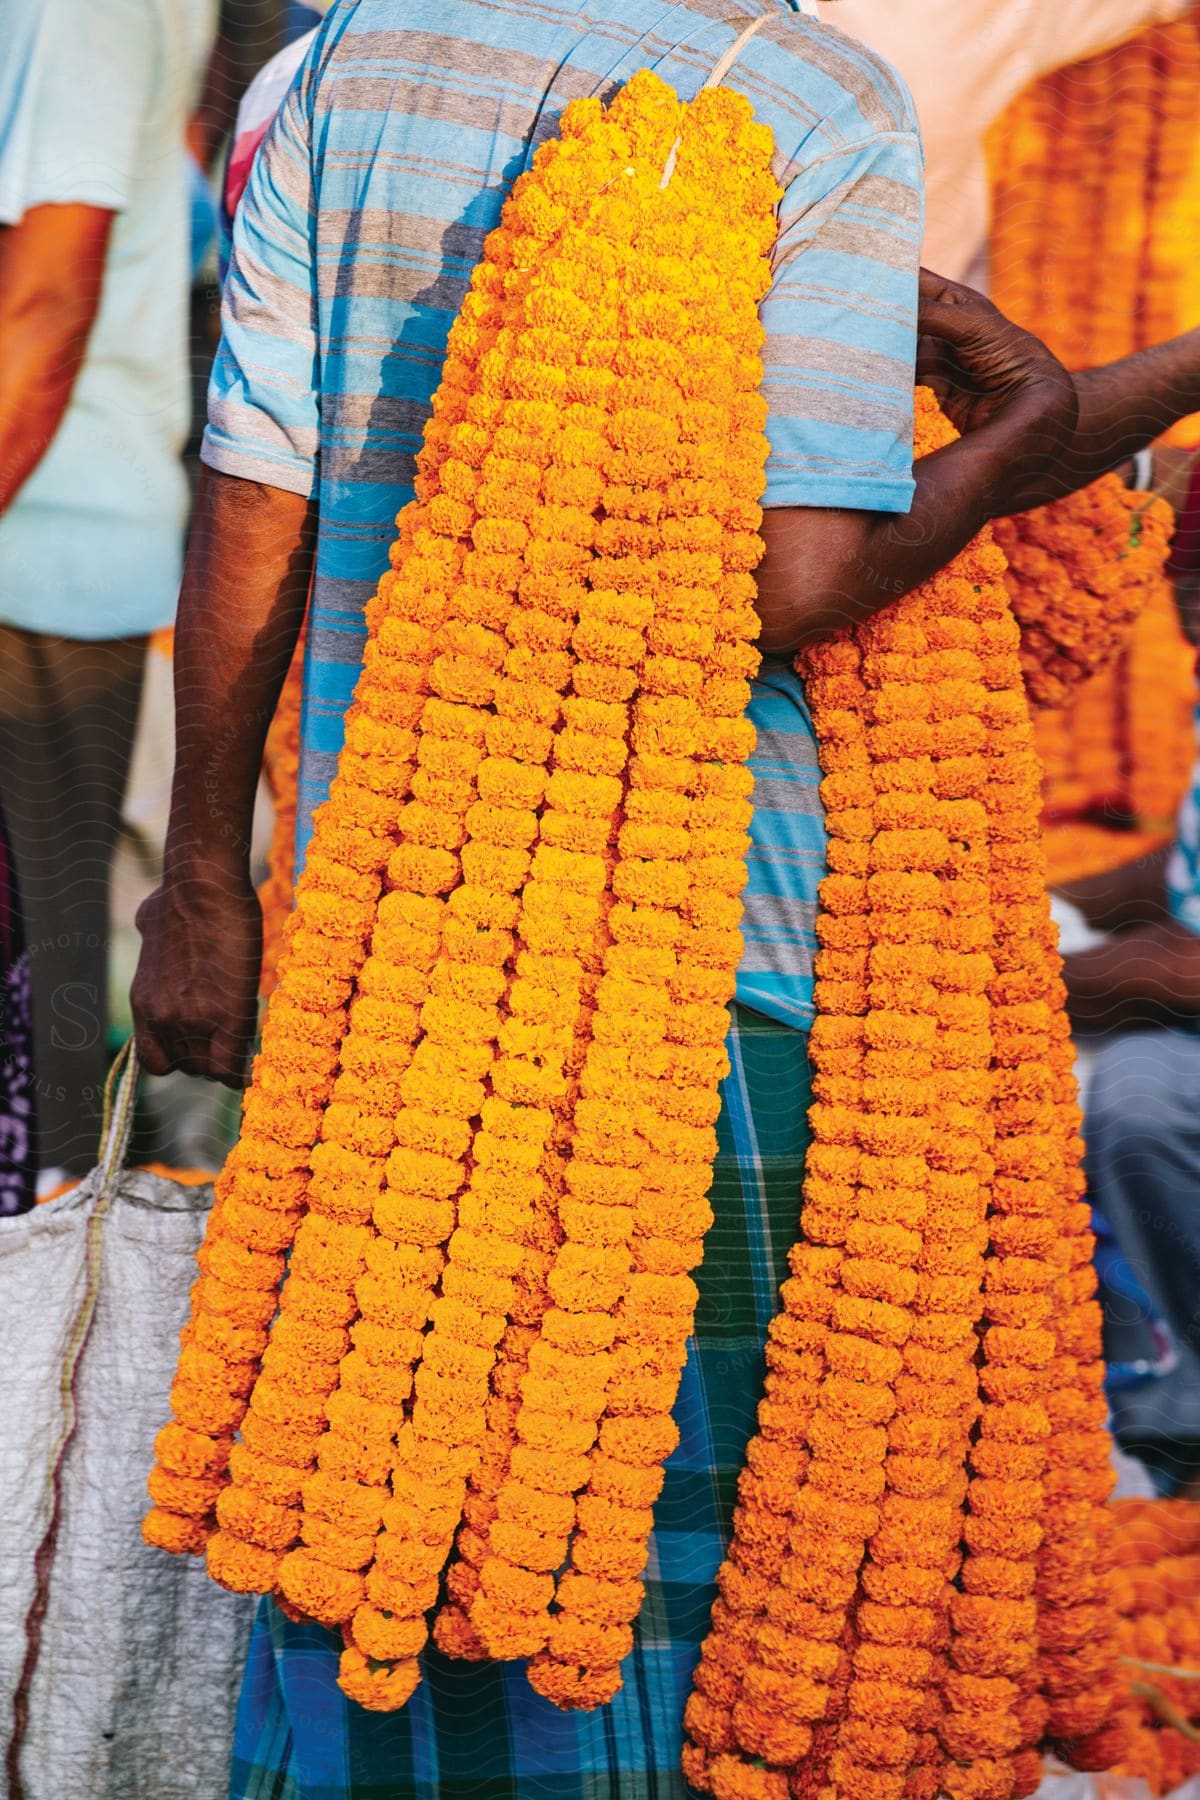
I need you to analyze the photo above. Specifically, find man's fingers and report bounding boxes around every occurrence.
[917,269,1000,356]
[914,332,955,385]
[917,295,994,354]
[135,1018,251,1087]
[208,1027,254,1091]
[918,266,979,305]
[133,1024,172,1079]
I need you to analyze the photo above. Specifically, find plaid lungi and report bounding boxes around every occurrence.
[230,1004,812,1800]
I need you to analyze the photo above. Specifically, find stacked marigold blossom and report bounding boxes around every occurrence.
[988,15,1199,884]
[1108,1498,1200,1795]
[145,65,780,1713]
[681,392,1124,1800]
[993,477,1173,711]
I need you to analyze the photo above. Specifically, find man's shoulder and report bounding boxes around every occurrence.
[742,5,920,159]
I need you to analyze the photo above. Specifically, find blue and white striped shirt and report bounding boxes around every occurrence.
[202,0,924,1032]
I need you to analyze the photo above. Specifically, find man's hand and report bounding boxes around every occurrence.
[916,269,1079,515]
[132,866,263,1087]
[756,277,1081,650]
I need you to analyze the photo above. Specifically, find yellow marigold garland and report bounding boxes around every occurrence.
[146,62,779,1715]
[363,68,773,1713]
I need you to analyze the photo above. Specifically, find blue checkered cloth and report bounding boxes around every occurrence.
[230,1007,813,1800]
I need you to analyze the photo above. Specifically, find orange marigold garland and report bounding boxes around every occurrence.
[989,16,1198,882]
[147,43,1190,1781]
[681,390,1134,1800]
[258,626,307,1000]
[201,281,513,1601]
[1109,1499,1200,1795]
[993,477,1173,711]
[146,58,779,1713]
[142,499,444,1561]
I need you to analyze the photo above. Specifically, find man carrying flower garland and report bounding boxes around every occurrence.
[131,1,1200,1793]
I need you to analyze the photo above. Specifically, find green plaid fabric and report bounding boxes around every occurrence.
[230,1005,812,1800]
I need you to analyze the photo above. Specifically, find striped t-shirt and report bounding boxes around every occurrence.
[202,0,924,1033]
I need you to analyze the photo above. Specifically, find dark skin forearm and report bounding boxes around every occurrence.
[0,203,113,515]
[165,467,316,882]
[1065,920,1200,1032]
[1056,846,1172,935]
[132,469,315,1084]
[758,321,1200,653]
[756,426,1012,652]
[1007,327,1200,511]
[755,271,1082,654]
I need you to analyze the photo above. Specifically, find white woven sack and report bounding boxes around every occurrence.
[0,1047,253,1800]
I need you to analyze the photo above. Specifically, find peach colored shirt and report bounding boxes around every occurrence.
[830,0,1191,281]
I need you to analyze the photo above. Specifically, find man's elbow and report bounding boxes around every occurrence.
[754,507,881,655]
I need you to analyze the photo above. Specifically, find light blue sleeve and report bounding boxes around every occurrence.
[201,66,321,499]
[760,128,924,514]
[0,0,156,223]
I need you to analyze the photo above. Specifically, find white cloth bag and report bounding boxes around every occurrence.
[0,1047,253,1800]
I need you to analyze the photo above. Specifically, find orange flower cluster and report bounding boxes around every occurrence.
[1031,572,1194,885]
[990,14,1200,379]
[993,477,1172,710]
[682,390,1124,1800]
[145,65,779,1716]
[989,16,1200,883]
[1108,1498,1200,1794]
[258,628,307,1000]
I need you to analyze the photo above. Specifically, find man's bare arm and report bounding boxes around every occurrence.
[755,427,1018,652]
[0,203,113,514]
[132,469,316,1085]
[1065,920,1200,1032]
[1025,328,1200,509]
[1055,848,1173,935]
[756,282,1200,654]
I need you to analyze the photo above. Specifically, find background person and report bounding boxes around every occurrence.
[835,0,1192,282]
[0,0,218,1183]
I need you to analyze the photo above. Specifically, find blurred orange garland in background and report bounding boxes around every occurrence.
[994,477,1172,712]
[989,13,1200,884]
[1110,1499,1200,1795]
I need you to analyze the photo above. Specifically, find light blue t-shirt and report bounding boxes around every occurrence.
[204,0,924,1029]
[0,0,216,639]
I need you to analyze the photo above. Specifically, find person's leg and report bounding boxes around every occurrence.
[1085,1028,1200,1484]
[0,627,147,1175]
